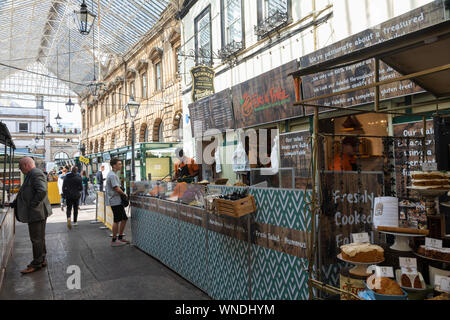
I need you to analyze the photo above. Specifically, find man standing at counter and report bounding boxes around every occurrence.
[106,158,130,246]
[173,148,199,181]
[13,157,53,274]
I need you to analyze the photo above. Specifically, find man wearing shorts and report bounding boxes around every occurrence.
[106,158,130,246]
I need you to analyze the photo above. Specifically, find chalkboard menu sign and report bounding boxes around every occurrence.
[301,60,423,114]
[232,60,302,129]
[279,131,312,189]
[320,172,383,265]
[298,1,446,113]
[393,120,435,199]
[188,88,235,138]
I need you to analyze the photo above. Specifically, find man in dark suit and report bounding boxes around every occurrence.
[13,157,53,274]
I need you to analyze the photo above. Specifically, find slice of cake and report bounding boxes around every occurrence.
[340,243,384,262]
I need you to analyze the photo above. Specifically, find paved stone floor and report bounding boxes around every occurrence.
[0,204,210,300]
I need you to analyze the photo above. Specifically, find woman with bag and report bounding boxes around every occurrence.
[80,170,89,206]
[62,167,83,229]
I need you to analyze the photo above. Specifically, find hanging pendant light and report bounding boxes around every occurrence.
[86,2,104,98]
[74,0,96,35]
[66,27,75,112]
[46,122,52,132]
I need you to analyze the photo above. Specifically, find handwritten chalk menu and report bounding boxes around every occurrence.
[320,172,383,265]
[279,131,312,189]
[298,1,446,113]
[188,88,235,138]
[302,59,423,114]
[393,120,435,199]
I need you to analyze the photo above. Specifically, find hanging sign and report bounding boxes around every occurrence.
[79,156,90,165]
[191,65,215,102]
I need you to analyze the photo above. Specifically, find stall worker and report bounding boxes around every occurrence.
[329,136,357,171]
[173,148,199,181]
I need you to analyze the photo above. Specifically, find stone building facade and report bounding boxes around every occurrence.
[80,3,182,155]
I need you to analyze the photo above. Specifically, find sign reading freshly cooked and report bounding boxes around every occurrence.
[79,156,90,164]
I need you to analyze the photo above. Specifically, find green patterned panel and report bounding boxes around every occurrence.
[251,245,309,300]
[179,221,208,292]
[208,231,249,300]
[158,214,181,273]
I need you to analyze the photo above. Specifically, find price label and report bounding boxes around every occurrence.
[422,162,437,172]
[440,277,450,293]
[375,266,394,278]
[425,237,443,249]
[399,257,417,269]
[401,267,418,275]
[352,232,370,243]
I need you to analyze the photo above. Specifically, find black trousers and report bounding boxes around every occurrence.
[66,198,80,222]
[28,219,47,268]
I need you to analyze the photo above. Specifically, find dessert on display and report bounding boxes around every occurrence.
[340,243,384,263]
[411,171,450,188]
[417,245,450,262]
[367,277,403,295]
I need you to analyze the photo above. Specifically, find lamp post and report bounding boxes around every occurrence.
[125,96,140,184]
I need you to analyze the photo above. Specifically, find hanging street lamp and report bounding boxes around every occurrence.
[46,122,52,132]
[55,113,62,125]
[87,80,105,97]
[125,96,140,185]
[74,0,96,35]
[65,98,75,112]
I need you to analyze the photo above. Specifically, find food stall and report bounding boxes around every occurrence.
[289,1,450,300]
[130,181,312,300]
[0,122,16,290]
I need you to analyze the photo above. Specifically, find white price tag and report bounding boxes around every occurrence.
[399,257,417,269]
[422,162,437,172]
[401,267,418,275]
[352,232,370,243]
[440,277,450,293]
[425,237,443,249]
[375,266,394,278]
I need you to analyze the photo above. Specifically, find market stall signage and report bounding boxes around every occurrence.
[232,60,302,128]
[320,172,382,265]
[393,120,435,201]
[299,1,446,112]
[399,257,417,269]
[191,65,215,102]
[188,88,235,138]
[279,131,311,189]
[79,156,90,164]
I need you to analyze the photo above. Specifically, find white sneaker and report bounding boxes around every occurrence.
[73,222,78,227]
[67,219,72,230]
[111,241,126,247]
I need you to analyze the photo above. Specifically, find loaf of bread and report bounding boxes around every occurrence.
[368,277,403,295]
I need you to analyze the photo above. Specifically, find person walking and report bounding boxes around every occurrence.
[106,158,130,246]
[13,157,53,274]
[96,165,105,192]
[80,170,89,206]
[62,166,83,229]
[57,166,69,211]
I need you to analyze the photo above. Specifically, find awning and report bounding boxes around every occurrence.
[291,2,450,103]
[0,122,15,149]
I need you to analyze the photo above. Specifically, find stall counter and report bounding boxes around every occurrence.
[131,185,313,300]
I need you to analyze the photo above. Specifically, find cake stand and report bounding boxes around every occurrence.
[407,187,450,216]
[337,254,384,277]
[413,251,450,264]
[378,231,426,252]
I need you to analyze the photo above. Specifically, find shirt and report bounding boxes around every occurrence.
[106,170,122,206]
[96,171,104,185]
[175,157,199,176]
[82,177,89,186]
[329,153,356,171]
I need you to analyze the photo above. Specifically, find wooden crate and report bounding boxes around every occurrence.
[215,195,256,218]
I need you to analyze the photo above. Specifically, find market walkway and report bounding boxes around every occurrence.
[0,204,210,300]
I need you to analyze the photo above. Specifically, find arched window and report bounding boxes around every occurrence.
[54,152,69,161]
[158,121,164,142]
